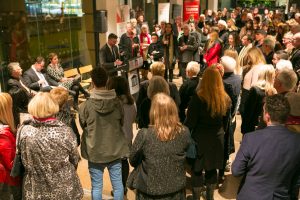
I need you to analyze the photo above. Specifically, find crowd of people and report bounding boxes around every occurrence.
[1,5,300,200]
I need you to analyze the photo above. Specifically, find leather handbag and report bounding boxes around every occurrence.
[10,126,25,177]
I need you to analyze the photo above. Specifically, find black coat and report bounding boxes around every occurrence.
[179,76,199,122]
[7,77,31,126]
[232,126,300,200]
[136,80,181,129]
[241,86,265,134]
[264,51,274,65]
[185,95,229,170]
[223,72,242,115]
[148,42,164,61]
[219,29,229,44]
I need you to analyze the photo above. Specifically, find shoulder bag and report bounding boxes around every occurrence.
[10,125,25,177]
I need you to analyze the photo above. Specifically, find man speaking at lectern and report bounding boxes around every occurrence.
[100,33,123,76]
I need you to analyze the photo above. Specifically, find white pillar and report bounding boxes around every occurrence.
[207,0,218,11]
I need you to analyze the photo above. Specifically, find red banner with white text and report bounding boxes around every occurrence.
[183,0,200,22]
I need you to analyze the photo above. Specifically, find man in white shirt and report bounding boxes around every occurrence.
[23,56,58,92]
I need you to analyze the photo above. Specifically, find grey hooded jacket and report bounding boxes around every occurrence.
[79,88,129,163]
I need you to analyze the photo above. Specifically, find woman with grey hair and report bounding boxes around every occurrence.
[179,61,200,122]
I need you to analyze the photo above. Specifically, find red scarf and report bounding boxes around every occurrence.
[139,33,150,57]
[286,116,300,125]
[33,117,56,122]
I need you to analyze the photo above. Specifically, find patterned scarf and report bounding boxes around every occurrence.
[163,34,174,65]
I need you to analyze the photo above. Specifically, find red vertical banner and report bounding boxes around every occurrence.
[183,0,200,22]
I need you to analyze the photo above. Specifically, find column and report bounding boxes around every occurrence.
[207,0,218,11]
[82,0,118,67]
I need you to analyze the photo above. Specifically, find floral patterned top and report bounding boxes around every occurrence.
[47,63,73,89]
[19,119,83,200]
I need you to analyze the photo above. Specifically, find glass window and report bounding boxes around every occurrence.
[0,0,91,91]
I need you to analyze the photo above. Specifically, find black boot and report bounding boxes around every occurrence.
[77,83,90,98]
[71,85,79,110]
[73,95,79,111]
[206,184,216,200]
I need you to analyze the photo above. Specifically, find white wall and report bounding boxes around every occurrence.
[208,0,218,11]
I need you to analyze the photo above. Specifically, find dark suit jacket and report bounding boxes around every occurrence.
[290,48,300,75]
[232,126,300,200]
[7,77,31,125]
[100,44,120,75]
[22,67,58,91]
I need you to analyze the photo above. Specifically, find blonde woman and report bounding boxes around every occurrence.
[227,18,239,33]
[0,93,22,200]
[239,47,266,116]
[19,92,83,199]
[241,64,276,134]
[130,93,190,200]
[203,31,222,67]
[185,67,231,200]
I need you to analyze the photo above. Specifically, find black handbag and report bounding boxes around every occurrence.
[126,166,140,190]
[10,126,25,177]
[126,129,146,190]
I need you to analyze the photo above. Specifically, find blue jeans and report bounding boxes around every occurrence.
[88,160,124,200]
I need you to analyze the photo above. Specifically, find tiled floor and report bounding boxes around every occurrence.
[77,115,243,200]
[77,70,244,200]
